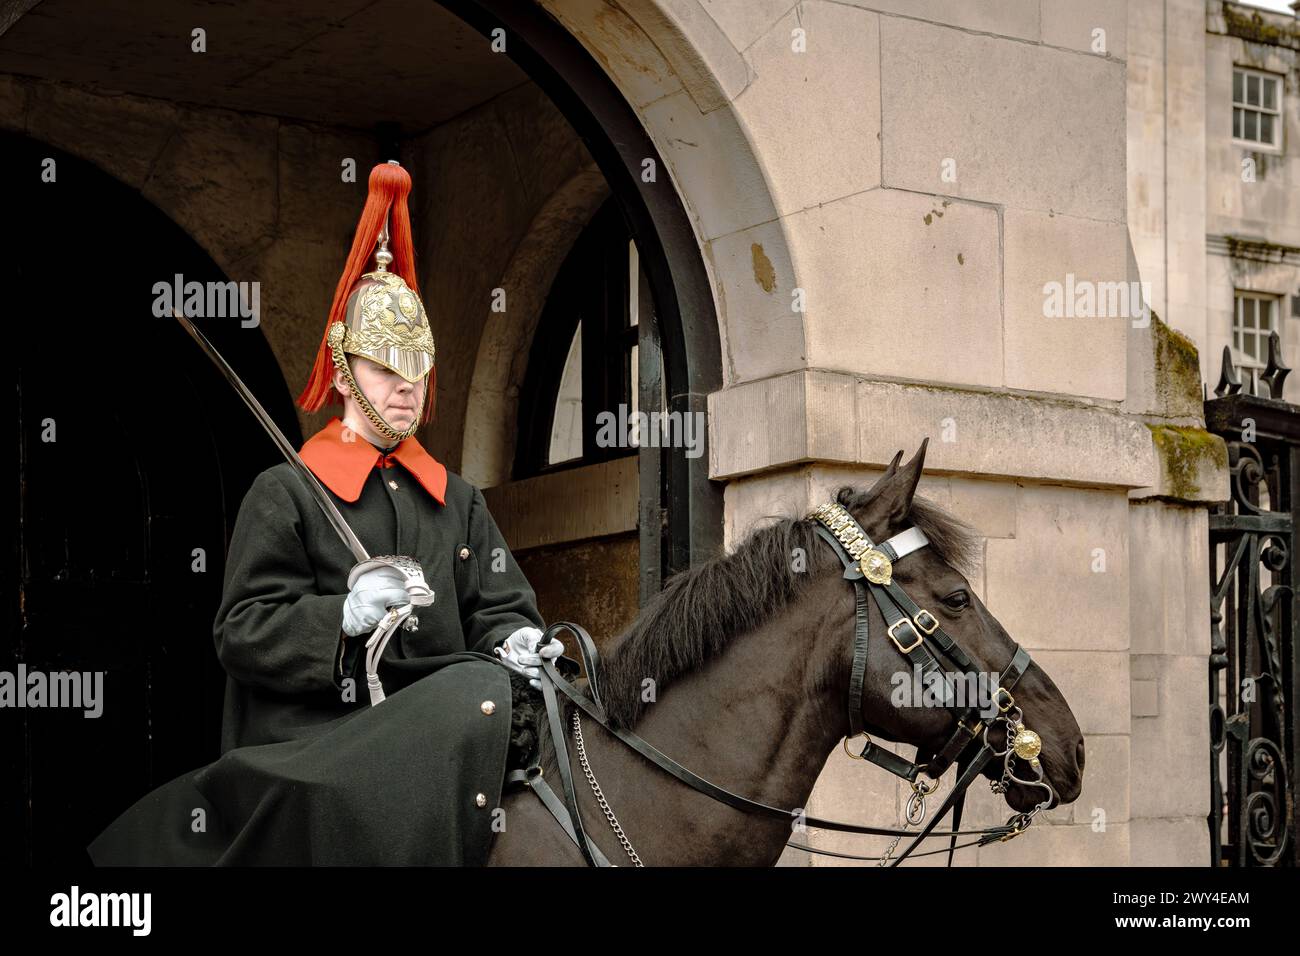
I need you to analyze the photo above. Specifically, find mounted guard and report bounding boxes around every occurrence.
[89,161,562,866]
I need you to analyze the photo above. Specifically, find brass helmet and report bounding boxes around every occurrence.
[326,221,435,441]
[299,161,436,442]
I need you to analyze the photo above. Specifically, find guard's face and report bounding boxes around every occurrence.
[341,356,426,432]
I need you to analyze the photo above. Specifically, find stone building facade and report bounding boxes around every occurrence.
[1,0,1231,865]
[1131,0,1300,398]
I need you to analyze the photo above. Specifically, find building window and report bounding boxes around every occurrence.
[1233,292,1279,369]
[515,198,665,479]
[1232,67,1282,149]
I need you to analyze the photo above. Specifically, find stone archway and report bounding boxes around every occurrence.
[461,163,610,488]
[445,0,804,575]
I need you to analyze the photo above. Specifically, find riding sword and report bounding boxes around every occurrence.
[172,309,434,705]
[174,310,369,563]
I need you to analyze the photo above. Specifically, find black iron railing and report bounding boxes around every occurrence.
[1204,332,1298,866]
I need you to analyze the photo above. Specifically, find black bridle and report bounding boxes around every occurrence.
[504,500,1055,867]
[805,500,1055,864]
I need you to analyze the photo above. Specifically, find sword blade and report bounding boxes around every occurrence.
[173,310,371,564]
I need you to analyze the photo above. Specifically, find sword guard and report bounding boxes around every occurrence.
[349,555,435,607]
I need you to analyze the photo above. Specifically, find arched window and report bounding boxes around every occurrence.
[515,198,666,478]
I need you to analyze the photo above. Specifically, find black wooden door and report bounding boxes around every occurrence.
[4,132,300,866]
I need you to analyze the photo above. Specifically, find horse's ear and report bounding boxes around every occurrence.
[861,449,906,502]
[876,440,928,527]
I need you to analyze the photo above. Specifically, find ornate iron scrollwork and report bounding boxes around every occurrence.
[1205,353,1299,866]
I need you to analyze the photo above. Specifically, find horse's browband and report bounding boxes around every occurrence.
[810,500,930,587]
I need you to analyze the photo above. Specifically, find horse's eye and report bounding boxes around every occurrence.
[942,590,970,611]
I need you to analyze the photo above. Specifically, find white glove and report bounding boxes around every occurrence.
[342,565,410,637]
[493,626,564,689]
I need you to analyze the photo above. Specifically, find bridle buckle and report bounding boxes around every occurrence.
[887,618,924,654]
[994,686,1016,713]
[913,609,939,635]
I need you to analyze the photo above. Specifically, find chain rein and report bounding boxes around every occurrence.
[571,710,643,866]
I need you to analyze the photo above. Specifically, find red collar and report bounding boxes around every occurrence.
[299,418,447,505]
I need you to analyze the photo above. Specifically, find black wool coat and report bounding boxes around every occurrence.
[88,422,545,866]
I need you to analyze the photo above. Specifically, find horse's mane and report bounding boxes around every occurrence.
[595,485,982,729]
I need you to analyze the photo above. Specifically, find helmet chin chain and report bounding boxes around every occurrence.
[328,321,421,444]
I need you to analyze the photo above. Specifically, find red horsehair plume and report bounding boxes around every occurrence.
[297,161,436,424]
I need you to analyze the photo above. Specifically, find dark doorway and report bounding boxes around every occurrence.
[3,131,300,866]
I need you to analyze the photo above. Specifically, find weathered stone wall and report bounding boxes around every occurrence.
[1128,0,1210,384]
[542,0,1225,865]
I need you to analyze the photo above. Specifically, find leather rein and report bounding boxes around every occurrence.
[504,500,1055,867]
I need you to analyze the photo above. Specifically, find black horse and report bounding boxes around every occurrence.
[489,443,1085,865]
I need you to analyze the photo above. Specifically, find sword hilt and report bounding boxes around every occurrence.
[347,555,435,608]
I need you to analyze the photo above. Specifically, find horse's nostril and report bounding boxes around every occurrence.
[1076,739,1086,771]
